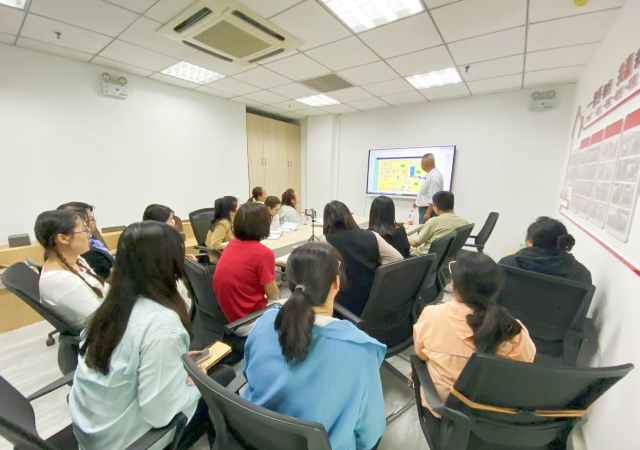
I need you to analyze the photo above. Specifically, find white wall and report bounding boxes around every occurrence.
[303,86,576,258]
[0,43,248,243]
[560,2,640,449]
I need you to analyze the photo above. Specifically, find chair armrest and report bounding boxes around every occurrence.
[193,245,210,253]
[27,371,74,402]
[410,356,446,413]
[463,243,480,249]
[224,305,277,335]
[333,304,363,325]
[125,413,188,450]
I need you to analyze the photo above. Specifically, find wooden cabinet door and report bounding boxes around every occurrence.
[264,119,289,199]
[285,122,301,206]
[246,113,266,190]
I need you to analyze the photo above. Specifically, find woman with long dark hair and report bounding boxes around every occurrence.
[206,196,238,262]
[247,186,266,203]
[264,195,282,236]
[279,188,303,224]
[323,200,402,315]
[69,221,230,449]
[242,243,386,450]
[413,252,536,416]
[36,209,106,329]
[368,195,410,258]
[142,203,176,227]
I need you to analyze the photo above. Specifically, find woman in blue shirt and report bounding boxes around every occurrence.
[242,242,386,450]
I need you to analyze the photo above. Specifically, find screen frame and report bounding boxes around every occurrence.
[365,145,457,198]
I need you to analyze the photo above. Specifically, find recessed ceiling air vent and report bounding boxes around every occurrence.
[301,74,353,93]
[160,0,302,65]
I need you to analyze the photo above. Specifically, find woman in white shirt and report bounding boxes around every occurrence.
[265,195,283,237]
[279,188,303,225]
[70,221,234,450]
[35,210,107,330]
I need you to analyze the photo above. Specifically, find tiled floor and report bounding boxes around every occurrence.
[0,321,429,450]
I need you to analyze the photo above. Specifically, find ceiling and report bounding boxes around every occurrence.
[0,0,625,119]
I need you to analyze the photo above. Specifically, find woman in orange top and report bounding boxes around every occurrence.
[413,252,536,416]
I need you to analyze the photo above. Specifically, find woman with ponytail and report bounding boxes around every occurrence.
[499,216,592,284]
[36,209,107,329]
[242,243,386,450]
[414,252,536,416]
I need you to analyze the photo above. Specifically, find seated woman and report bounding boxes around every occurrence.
[247,186,267,203]
[413,252,536,416]
[70,221,233,450]
[205,196,238,262]
[499,216,592,284]
[57,202,113,280]
[36,209,107,330]
[213,202,279,323]
[264,195,282,236]
[242,243,386,450]
[279,188,303,225]
[323,201,402,316]
[368,195,410,258]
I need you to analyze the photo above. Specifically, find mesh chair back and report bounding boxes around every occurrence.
[183,356,332,450]
[497,265,594,358]
[447,223,475,261]
[474,212,499,251]
[189,208,216,246]
[361,255,435,349]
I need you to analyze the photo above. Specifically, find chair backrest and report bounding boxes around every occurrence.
[0,376,57,450]
[361,255,436,349]
[1,262,81,336]
[446,223,475,261]
[497,264,595,357]
[189,208,216,246]
[183,356,332,450]
[474,212,499,250]
[422,232,455,291]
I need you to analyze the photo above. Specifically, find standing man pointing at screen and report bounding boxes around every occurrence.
[415,153,444,224]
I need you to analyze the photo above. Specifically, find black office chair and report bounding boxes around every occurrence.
[497,265,596,366]
[0,375,188,450]
[411,354,633,450]
[183,354,332,450]
[464,212,499,253]
[1,262,81,375]
[414,233,455,319]
[335,255,436,422]
[438,223,475,287]
[189,208,216,247]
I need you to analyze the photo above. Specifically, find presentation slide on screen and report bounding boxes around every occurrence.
[366,146,456,197]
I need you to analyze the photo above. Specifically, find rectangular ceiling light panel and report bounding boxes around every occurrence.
[162,61,225,84]
[321,0,424,33]
[406,68,462,89]
[0,0,26,8]
[296,94,340,106]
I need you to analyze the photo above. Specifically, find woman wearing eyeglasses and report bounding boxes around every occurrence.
[35,209,108,330]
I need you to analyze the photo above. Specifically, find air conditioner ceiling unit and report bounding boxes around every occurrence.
[160,0,302,65]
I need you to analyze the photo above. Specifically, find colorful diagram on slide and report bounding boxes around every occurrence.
[373,157,425,194]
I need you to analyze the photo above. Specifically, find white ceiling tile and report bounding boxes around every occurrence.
[387,45,455,76]
[145,0,192,24]
[21,14,113,54]
[425,0,459,8]
[364,78,414,96]
[184,52,253,76]
[338,61,397,85]
[347,97,388,110]
[233,66,291,88]
[431,0,526,42]
[238,0,301,18]
[524,66,583,88]
[255,49,298,64]
[526,43,598,72]
[327,86,373,102]
[119,16,196,60]
[271,0,351,50]
[30,0,138,37]
[99,39,178,71]
[527,10,618,51]
[106,0,158,14]
[448,27,525,65]
[0,5,23,34]
[304,36,378,71]
[467,74,522,94]
[0,33,14,44]
[323,104,356,114]
[420,83,470,100]
[197,85,236,98]
[17,37,93,61]
[150,73,199,89]
[529,0,623,22]
[204,77,261,96]
[381,90,426,105]
[93,55,154,77]
[269,82,319,99]
[234,97,266,109]
[266,53,331,81]
[275,100,314,111]
[462,54,523,81]
[241,90,289,105]
[359,13,441,58]
[303,108,330,116]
